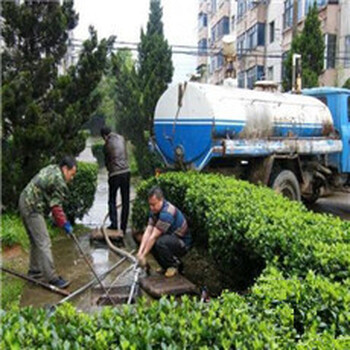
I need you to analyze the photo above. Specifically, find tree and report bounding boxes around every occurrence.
[138,0,173,135]
[111,0,174,178]
[1,1,114,209]
[283,3,324,91]
[343,78,350,89]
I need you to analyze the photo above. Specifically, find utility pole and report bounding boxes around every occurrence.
[292,53,302,93]
[292,0,299,38]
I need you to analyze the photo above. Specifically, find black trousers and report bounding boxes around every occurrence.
[108,172,130,232]
[151,234,188,270]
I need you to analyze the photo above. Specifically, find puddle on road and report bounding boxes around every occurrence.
[20,232,137,311]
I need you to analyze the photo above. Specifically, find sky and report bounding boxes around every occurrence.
[73,0,198,83]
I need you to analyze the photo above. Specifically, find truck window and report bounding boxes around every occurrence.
[348,97,350,122]
[316,96,328,106]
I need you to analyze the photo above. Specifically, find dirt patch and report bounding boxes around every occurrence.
[2,244,26,260]
[182,248,233,297]
[182,245,265,297]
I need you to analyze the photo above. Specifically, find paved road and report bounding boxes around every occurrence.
[76,137,136,228]
[308,191,350,221]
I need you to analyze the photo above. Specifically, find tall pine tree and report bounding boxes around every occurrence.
[112,0,173,178]
[1,1,114,209]
[138,0,173,135]
[283,2,324,91]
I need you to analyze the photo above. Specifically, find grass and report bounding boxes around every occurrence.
[1,213,87,310]
[1,267,25,310]
[1,213,29,249]
[1,213,64,250]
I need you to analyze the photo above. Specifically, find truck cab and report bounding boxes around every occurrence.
[302,87,350,175]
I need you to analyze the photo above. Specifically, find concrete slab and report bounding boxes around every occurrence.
[90,228,123,241]
[140,274,198,299]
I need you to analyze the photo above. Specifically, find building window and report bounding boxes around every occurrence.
[345,35,350,69]
[283,0,293,30]
[211,0,217,14]
[210,57,215,74]
[198,12,208,29]
[247,25,257,50]
[219,16,230,38]
[198,39,208,56]
[212,16,230,42]
[238,71,245,88]
[324,33,336,69]
[281,51,289,82]
[211,27,216,43]
[237,33,245,57]
[231,15,235,32]
[247,65,264,89]
[305,0,328,16]
[237,0,246,21]
[269,21,275,43]
[258,23,265,46]
[217,54,224,69]
[268,66,274,80]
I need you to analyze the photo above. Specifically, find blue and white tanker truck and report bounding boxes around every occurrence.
[153,82,350,202]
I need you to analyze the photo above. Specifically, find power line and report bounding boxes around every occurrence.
[70,42,350,63]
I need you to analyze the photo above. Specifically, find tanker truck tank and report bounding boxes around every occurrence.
[154,82,342,170]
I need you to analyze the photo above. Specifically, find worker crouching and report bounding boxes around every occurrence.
[137,186,192,278]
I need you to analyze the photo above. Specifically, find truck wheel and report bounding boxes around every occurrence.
[270,170,301,201]
[302,187,320,205]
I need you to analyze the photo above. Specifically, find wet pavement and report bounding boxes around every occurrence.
[20,138,138,310]
[307,190,350,221]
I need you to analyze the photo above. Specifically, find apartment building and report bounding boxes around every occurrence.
[197,0,210,82]
[196,0,235,84]
[236,0,268,88]
[198,0,350,89]
[281,0,349,87]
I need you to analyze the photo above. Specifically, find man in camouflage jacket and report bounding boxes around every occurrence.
[19,156,77,289]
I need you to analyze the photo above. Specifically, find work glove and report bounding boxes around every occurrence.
[63,221,73,235]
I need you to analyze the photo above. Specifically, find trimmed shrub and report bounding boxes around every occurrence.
[92,140,139,175]
[132,172,350,281]
[250,266,350,339]
[2,171,350,348]
[0,297,296,349]
[91,141,105,168]
[64,162,98,223]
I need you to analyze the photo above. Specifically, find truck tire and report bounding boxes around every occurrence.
[270,170,301,201]
[302,187,320,205]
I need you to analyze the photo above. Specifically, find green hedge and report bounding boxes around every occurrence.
[0,296,296,349]
[2,172,349,348]
[1,274,349,349]
[91,141,105,168]
[132,172,350,282]
[64,161,98,223]
[250,266,350,339]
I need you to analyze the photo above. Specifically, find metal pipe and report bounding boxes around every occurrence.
[105,264,134,295]
[56,254,132,305]
[1,266,70,297]
[127,264,141,304]
[70,233,116,306]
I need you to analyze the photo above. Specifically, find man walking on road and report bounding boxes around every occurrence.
[19,156,77,288]
[137,186,192,278]
[101,126,130,237]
